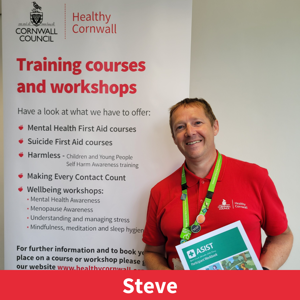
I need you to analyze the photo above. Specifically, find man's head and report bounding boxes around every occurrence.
[169,98,216,138]
[170,98,219,163]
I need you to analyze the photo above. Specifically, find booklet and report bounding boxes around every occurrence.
[176,221,262,270]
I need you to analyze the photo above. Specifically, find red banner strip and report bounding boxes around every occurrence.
[0,270,298,299]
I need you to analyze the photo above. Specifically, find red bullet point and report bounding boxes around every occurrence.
[18,173,23,178]
[18,187,23,192]
[27,208,29,210]
[27,198,29,201]
[27,226,29,228]
[19,139,23,144]
[19,125,23,130]
[27,217,29,219]
[19,152,23,157]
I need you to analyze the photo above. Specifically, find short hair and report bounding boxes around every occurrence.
[169,98,216,137]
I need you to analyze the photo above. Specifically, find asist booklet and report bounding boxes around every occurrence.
[176,221,262,270]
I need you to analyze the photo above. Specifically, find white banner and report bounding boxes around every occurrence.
[3,0,192,270]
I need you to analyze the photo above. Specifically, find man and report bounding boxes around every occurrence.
[142,98,293,270]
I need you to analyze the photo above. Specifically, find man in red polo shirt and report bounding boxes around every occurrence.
[142,98,293,270]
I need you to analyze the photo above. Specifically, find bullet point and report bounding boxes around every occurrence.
[18,187,23,192]
[19,125,23,130]
[27,208,29,210]
[27,226,29,228]
[19,139,23,144]
[18,173,23,178]
[27,198,29,201]
[19,152,24,157]
[27,217,29,219]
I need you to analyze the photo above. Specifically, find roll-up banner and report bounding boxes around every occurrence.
[3,0,192,270]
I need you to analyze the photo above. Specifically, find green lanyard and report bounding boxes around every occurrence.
[180,152,222,243]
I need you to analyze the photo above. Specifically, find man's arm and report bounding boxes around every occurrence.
[260,226,293,270]
[144,244,172,270]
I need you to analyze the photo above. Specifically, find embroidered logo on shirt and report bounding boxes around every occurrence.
[218,199,231,210]
[233,201,248,209]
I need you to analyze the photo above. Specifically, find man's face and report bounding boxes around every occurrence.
[171,105,219,163]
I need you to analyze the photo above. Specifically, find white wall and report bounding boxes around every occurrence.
[190,0,300,269]
[0,0,299,270]
[0,12,4,270]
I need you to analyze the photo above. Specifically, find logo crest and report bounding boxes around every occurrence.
[30,2,43,27]
[218,199,231,210]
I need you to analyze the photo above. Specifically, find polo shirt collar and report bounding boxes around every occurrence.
[183,151,226,188]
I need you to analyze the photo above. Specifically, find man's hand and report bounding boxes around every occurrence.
[260,226,293,270]
[144,244,172,270]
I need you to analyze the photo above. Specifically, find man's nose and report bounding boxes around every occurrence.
[185,123,195,136]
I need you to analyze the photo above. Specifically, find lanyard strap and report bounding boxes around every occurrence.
[180,152,222,242]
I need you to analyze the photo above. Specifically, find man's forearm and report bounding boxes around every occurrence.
[260,226,293,270]
[144,251,171,270]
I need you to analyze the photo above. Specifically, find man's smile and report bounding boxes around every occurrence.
[186,140,202,145]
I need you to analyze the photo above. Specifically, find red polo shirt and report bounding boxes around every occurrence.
[142,153,288,269]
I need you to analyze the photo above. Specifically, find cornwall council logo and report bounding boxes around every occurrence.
[218,199,231,210]
[30,2,43,27]
[15,2,57,42]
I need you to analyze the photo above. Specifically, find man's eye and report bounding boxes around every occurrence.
[195,121,202,125]
[176,125,183,131]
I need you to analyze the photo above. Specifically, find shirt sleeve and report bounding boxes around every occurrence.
[142,192,166,246]
[260,174,288,236]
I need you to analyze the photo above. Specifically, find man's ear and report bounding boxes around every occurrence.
[171,128,176,143]
[213,120,219,136]
[172,134,176,144]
